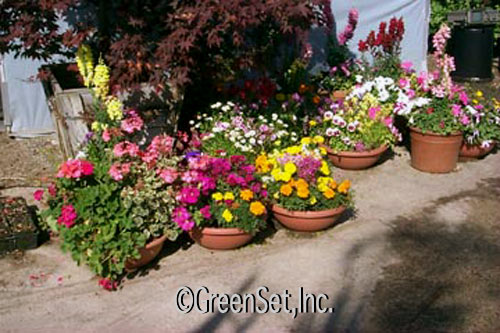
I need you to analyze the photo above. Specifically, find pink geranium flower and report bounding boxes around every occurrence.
[48,183,57,196]
[58,204,77,228]
[98,278,117,291]
[57,159,94,178]
[113,141,140,158]
[157,168,178,184]
[33,189,44,201]
[120,115,144,134]
[102,129,111,142]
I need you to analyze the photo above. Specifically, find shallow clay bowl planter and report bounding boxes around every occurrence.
[272,205,346,232]
[125,234,168,271]
[409,127,462,173]
[188,227,253,250]
[323,145,388,170]
[459,142,496,159]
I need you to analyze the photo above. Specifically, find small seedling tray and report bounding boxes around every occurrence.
[0,197,40,253]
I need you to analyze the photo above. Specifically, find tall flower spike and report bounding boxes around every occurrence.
[93,57,110,100]
[76,45,94,88]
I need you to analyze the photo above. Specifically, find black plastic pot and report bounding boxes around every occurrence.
[450,25,495,81]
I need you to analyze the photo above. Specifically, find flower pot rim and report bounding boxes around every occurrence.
[192,226,251,236]
[144,234,169,249]
[409,126,462,137]
[271,204,345,218]
[322,144,388,157]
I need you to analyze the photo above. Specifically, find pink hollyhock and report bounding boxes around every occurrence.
[57,159,94,178]
[157,168,178,184]
[179,187,200,204]
[200,205,212,219]
[58,204,77,228]
[98,278,117,291]
[33,189,44,201]
[102,129,111,142]
[121,115,144,134]
[172,207,194,231]
[48,183,57,196]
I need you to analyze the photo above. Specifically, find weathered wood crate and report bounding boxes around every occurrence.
[41,64,183,160]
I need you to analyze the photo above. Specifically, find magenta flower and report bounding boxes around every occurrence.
[451,104,462,117]
[58,204,77,228]
[368,106,380,120]
[180,187,200,204]
[33,189,44,201]
[48,183,57,196]
[200,205,212,219]
[98,278,117,291]
[401,61,414,73]
[461,115,470,125]
[173,207,195,231]
[56,159,94,178]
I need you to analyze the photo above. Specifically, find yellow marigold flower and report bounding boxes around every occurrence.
[308,120,317,127]
[310,196,317,205]
[212,192,223,201]
[240,189,254,201]
[476,90,483,98]
[320,161,330,176]
[224,192,235,201]
[313,135,325,144]
[106,97,123,121]
[222,209,233,222]
[255,155,270,173]
[76,45,93,88]
[323,188,336,199]
[319,147,327,156]
[284,162,297,175]
[276,93,286,102]
[301,137,312,145]
[93,58,110,100]
[297,186,309,198]
[273,192,280,199]
[249,201,266,216]
[338,180,351,194]
[318,183,329,193]
[280,183,293,196]
[285,145,301,155]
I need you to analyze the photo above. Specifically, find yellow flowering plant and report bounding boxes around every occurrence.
[256,139,353,211]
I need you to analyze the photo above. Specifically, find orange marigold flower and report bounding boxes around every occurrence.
[298,84,308,94]
[323,188,335,199]
[297,187,310,198]
[295,178,309,189]
[338,180,351,194]
[280,184,293,196]
[329,180,337,190]
[312,95,321,104]
[249,201,266,216]
[256,155,270,173]
[240,189,254,201]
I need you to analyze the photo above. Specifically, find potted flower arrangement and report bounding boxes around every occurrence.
[459,91,500,159]
[37,47,185,289]
[256,139,353,232]
[173,154,268,250]
[397,24,468,173]
[311,76,407,170]
[192,101,300,160]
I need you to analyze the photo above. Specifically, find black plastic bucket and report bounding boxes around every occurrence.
[450,25,494,81]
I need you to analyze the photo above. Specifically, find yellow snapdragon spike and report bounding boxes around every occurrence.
[105,97,123,121]
[76,45,94,88]
[93,58,110,100]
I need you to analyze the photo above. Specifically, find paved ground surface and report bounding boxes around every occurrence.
[0,140,499,332]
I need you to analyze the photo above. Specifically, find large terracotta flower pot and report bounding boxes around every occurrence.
[410,127,462,173]
[125,234,168,271]
[272,205,346,232]
[459,142,496,159]
[188,227,253,250]
[323,144,388,170]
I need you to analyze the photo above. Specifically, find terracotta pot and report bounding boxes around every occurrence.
[331,90,347,101]
[272,205,346,232]
[125,234,168,271]
[409,127,462,173]
[188,227,253,250]
[323,144,388,170]
[459,142,496,159]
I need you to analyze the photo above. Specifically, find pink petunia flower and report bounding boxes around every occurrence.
[200,205,212,219]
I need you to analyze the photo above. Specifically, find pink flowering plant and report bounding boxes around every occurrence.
[397,24,469,135]
[172,154,268,235]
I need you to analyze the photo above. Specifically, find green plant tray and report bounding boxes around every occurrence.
[0,196,40,253]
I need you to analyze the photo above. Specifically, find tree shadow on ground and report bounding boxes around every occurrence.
[291,177,500,332]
